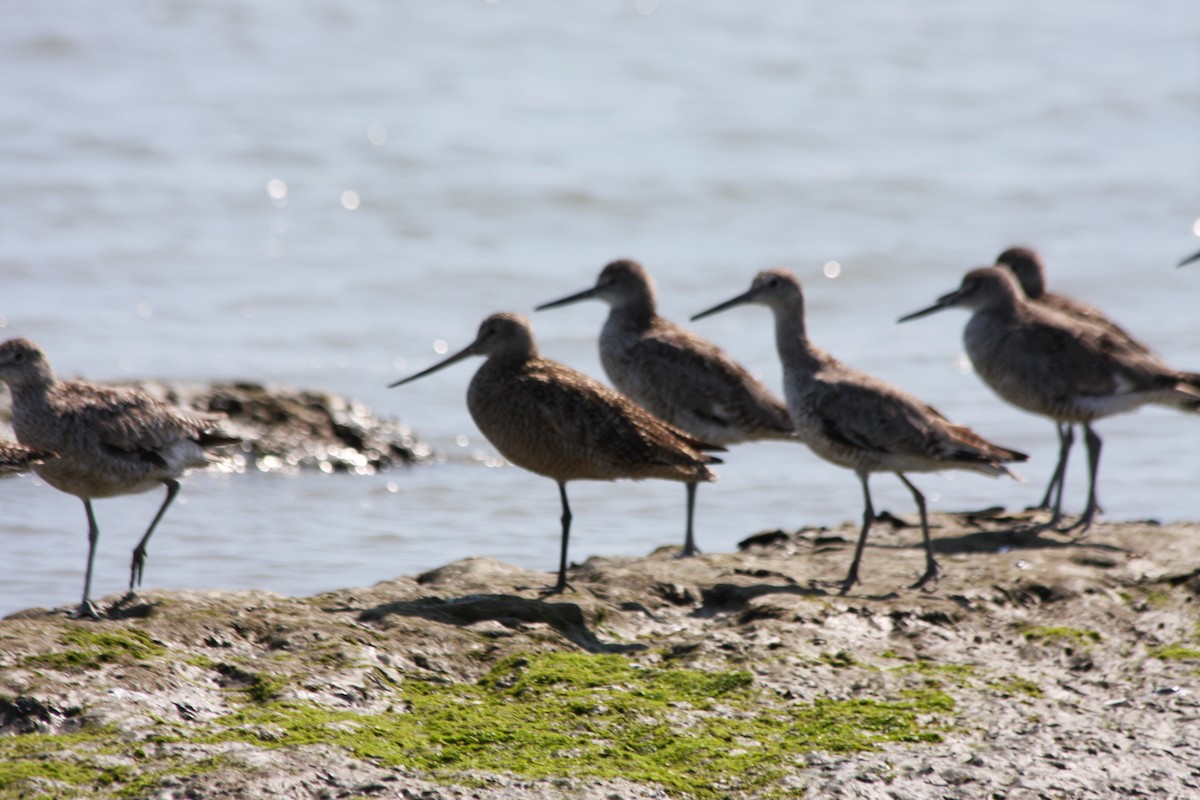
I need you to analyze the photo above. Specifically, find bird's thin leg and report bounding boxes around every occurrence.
[897,473,939,591]
[1032,423,1073,523]
[679,482,701,557]
[840,473,874,595]
[1048,424,1074,525]
[69,499,103,619]
[1062,424,1102,537]
[540,481,574,596]
[126,479,180,596]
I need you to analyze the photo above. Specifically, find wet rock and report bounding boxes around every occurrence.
[125,380,432,473]
[0,695,77,734]
[4,517,1200,799]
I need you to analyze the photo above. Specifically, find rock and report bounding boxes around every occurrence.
[121,380,433,473]
[3,516,1200,798]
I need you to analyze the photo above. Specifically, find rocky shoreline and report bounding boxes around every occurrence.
[109,381,431,474]
[2,511,1199,799]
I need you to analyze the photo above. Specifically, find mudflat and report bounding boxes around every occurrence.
[2,512,1198,799]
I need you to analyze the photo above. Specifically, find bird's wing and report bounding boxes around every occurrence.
[56,382,212,454]
[805,371,941,457]
[615,322,792,435]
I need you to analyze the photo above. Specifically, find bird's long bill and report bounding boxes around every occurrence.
[388,341,477,387]
[896,290,961,323]
[534,286,598,311]
[690,289,755,322]
[1178,248,1200,268]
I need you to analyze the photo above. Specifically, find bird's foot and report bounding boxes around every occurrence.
[67,600,103,620]
[129,547,148,591]
[675,545,702,559]
[538,580,575,597]
[837,572,859,596]
[1055,514,1095,540]
[909,561,941,592]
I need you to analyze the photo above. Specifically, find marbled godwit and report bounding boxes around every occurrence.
[389,312,722,595]
[0,338,237,618]
[996,246,1152,520]
[692,270,1025,594]
[899,266,1200,534]
[0,440,54,475]
[535,259,793,556]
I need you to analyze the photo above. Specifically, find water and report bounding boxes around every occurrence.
[1,0,1197,616]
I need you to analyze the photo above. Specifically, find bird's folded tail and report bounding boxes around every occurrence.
[1176,372,1200,410]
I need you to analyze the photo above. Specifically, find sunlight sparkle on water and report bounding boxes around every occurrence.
[367,124,387,146]
[823,260,842,279]
[433,339,449,354]
[341,190,361,211]
[266,179,287,207]
[1193,217,1200,237]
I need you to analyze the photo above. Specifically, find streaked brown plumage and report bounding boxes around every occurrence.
[995,246,1177,519]
[997,247,1152,355]
[536,258,792,555]
[390,312,722,594]
[0,440,54,475]
[899,266,1200,533]
[0,337,237,618]
[694,270,1025,594]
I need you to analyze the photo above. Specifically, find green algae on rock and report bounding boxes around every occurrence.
[198,652,949,800]
[4,515,1200,798]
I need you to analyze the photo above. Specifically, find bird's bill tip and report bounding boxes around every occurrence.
[690,291,753,322]
[897,292,960,323]
[534,286,598,311]
[388,343,476,387]
[1177,249,1200,268]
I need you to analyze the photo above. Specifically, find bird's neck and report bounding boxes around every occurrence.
[5,379,57,449]
[604,299,656,333]
[6,375,55,414]
[771,303,814,365]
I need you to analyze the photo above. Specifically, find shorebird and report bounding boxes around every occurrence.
[535,259,793,556]
[997,247,1153,354]
[995,246,1153,520]
[692,270,1025,594]
[389,312,722,595]
[0,440,54,475]
[0,338,237,618]
[899,266,1200,533]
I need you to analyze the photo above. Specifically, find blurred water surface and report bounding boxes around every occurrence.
[2,1,1198,615]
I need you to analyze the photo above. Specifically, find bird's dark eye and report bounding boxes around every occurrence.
[12,352,24,363]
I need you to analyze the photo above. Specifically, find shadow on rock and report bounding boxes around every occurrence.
[357,593,646,654]
[695,582,828,617]
[927,524,1136,558]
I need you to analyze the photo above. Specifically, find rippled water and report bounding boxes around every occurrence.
[2,1,1198,615]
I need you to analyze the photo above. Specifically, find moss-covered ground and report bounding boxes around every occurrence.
[1,650,953,800]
